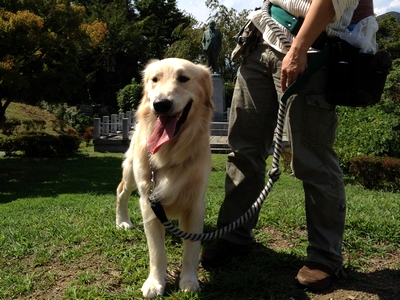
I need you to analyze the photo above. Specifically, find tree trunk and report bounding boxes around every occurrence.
[0,97,12,129]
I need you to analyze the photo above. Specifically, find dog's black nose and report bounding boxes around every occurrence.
[153,98,172,113]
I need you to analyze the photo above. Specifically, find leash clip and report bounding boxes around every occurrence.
[150,170,156,193]
[149,169,158,206]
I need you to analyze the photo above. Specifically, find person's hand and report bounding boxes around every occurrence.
[280,47,308,92]
[279,0,335,92]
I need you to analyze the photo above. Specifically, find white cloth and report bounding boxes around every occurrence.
[250,0,359,53]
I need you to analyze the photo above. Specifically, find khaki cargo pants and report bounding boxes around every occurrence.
[217,42,346,271]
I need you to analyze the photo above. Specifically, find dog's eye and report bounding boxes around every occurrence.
[178,76,189,83]
[152,77,158,83]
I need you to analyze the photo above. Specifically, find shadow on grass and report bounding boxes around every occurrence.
[197,241,309,299]
[0,153,124,204]
[194,242,400,300]
[161,224,309,299]
[330,268,400,300]
[163,225,399,299]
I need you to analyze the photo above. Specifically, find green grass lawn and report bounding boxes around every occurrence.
[1,147,399,299]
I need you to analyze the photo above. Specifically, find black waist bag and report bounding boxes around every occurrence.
[327,37,392,107]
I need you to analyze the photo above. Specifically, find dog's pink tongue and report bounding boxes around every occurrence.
[147,115,177,154]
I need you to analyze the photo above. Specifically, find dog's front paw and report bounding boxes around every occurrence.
[141,277,166,298]
[116,221,134,230]
[179,278,200,293]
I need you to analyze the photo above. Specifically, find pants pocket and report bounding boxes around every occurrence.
[302,93,337,146]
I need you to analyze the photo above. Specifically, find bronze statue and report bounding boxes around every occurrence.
[202,20,222,73]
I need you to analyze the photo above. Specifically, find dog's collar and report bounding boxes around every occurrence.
[147,157,169,223]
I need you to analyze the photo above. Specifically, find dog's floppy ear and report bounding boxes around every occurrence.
[198,64,215,110]
[140,59,160,106]
[142,59,159,84]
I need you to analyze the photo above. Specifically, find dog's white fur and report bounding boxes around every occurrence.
[116,58,214,298]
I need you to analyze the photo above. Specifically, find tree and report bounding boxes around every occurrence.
[74,0,191,108]
[0,0,107,127]
[377,15,400,104]
[134,0,191,59]
[377,14,400,60]
[76,0,142,107]
[383,58,400,104]
[164,16,205,63]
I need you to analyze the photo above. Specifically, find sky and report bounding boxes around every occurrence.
[177,0,400,24]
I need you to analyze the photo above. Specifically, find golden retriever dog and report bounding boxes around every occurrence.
[116,58,214,298]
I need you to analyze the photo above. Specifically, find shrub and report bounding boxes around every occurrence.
[82,126,94,146]
[117,78,143,112]
[65,128,79,137]
[39,102,92,133]
[2,118,48,136]
[51,119,68,132]
[64,109,92,133]
[22,120,46,131]
[0,132,80,157]
[0,135,19,155]
[335,103,400,171]
[382,58,400,104]
[1,118,21,135]
[224,81,235,108]
[349,156,400,191]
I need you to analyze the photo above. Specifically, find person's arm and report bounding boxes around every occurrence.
[280,0,335,92]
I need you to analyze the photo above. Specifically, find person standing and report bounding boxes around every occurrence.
[200,0,365,292]
[202,20,222,73]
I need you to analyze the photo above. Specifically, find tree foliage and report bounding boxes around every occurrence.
[117,78,143,112]
[74,0,191,107]
[134,0,191,59]
[377,14,400,60]
[377,15,400,105]
[164,18,205,63]
[76,0,142,106]
[335,103,400,169]
[0,0,108,123]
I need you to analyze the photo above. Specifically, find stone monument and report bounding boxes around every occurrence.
[202,20,222,73]
[202,20,225,121]
[211,74,225,121]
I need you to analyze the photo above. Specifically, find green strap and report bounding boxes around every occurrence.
[270,4,304,34]
[281,44,329,103]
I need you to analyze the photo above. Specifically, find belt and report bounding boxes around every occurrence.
[269,4,327,50]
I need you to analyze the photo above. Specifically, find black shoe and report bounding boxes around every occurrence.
[295,261,335,292]
[199,238,252,269]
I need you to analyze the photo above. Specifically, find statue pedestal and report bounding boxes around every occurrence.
[211,74,226,121]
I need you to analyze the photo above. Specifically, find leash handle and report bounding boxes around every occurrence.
[281,44,329,103]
